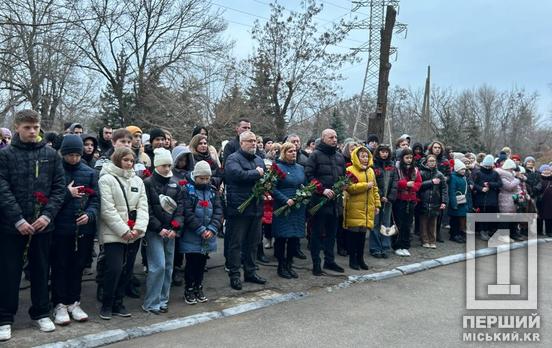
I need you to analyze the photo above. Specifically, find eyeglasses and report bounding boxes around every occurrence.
[243,139,257,143]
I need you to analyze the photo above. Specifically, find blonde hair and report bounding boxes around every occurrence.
[111,147,135,168]
[279,142,296,161]
[189,134,207,155]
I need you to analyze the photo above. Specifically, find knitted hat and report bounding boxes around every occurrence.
[524,156,536,165]
[126,126,142,136]
[60,134,83,156]
[481,155,494,167]
[192,160,212,178]
[454,159,466,172]
[511,154,521,161]
[149,128,166,141]
[497,151,508,163]
[366,134,379,144]
[1,128,12,138]
[539,164,550,172]
[502,159,517,170]
[153,148,172,167]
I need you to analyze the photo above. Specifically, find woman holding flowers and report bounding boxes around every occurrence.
[98,147,148,320]
[343,146,380,270]
[271,143,306,279]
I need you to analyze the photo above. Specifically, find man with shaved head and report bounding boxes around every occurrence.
[305,129,346,276]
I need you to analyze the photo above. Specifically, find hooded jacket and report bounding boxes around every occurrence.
[98,162,149,244]
[373,144,398,202]
[343,147,381,230]
[144,171,185,237]
[172,145,195,182]
[81,134,98,168]
[495,167,522,214]
[418,162,448,216]
[0,134,66,234]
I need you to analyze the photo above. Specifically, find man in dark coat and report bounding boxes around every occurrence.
[224,131,267,290]
[0,109,66,339]
[305,129,346,276]
[97,126,113,155]
[471,154,503,241]
[222,118,251,165]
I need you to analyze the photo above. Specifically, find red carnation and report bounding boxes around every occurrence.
[449,159,455,168]
[143,169,152,177]
[345,162,352,168]
[33,192,49,205]
[374,168,381,177]
[272,163,286,179]
[384,166,395,171]
[127,219,136,229]
[346,171,359,184]
[178,179,188,186]
[311,179,324,194]
[414,154,422,161]
[198,200,209,208]
[170,220,180,229]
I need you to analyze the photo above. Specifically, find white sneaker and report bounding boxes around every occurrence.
[497,235,513,244]
[430,244,437,249]
[68,302,89,322]
[53,304,71,326]
[422,243,430,248]
[402,249,411,256]
[0,325,11,341]
[35,318,56,332]
[395,249,404,256]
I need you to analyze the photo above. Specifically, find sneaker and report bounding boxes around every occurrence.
[402,249,411,256]
[422,243,430,248]
[194,285,208,303]
[159,306,168,313]
[35,318,56,332]
[498,235,513,244]
[395,249,405,256]
[0,325,11,341]
[53,304,71,326]
[430,244,437,249]
[67,302,88,322]
[141,305,160,315]
[99,306,112,320]
[184,288,197,304]
[112,305,131,317]
[480,230,490,241]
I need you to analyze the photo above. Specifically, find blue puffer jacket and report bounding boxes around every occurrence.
[223,149,265,217]
[54,160,100,236]
[471,166,502,207]
[179,182,223,254]
[448,172,473,217]
[272,160,306,239]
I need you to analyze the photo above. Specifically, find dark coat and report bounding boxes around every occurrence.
[222,136,239,165]
[179,182,223,254]
[372,156,398,202]
[224,149,265,217]
[304,142,346,216]
[54,161,100,236]
[448,172,473,216]
[144,172,185,237]
[524,168,540,199]
[297,151,309,167]
[418,164,448,216]
[0,135,66,234]
[471,166,502,207]
[272,160,306,239]
[535,175,552,219]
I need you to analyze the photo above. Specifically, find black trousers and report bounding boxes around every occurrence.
[226,216,262,279]
[310,212,338,264]
[262,223,272,240]
[274,237,299,261]
[450,216,466,238]
[392,200,414,250]
[184,253,208,288]
[101,241,140,308]
[0,232,51,325]
[474,205,499,233]
[51,233,94,305]
[346,231,367,260]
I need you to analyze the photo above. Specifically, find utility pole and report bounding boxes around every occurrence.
[421,65,431,142]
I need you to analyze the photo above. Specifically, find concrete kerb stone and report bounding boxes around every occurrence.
[38,239,545,348]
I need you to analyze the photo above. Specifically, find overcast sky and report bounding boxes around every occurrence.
[216,0,552,118]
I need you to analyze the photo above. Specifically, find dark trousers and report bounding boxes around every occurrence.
[450,216,466,238]
[474,205,499,233]
[101,241,140,308]
[184,253,208,288]
[545,219,552,236]
[226,216,262,279]
[274,237,299,261]
[336,215,347,252]
[51,233,94,305]
[0,232,51,325]
[310,212,338,264]
[346,231,367,260]
[262,223,272,240]
[392,200,414,250]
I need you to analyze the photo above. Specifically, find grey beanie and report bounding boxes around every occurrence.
[192,160,212,178]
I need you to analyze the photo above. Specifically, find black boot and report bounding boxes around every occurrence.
[312,260,325,276]
[349,254,360,270]
[357,233,369,270]
[286,258,298,278]
[277,260,292,279]
[257,244,269,264]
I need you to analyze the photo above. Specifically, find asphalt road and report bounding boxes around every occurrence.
[109,242,551,348]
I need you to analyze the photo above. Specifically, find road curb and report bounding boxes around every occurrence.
[36,238,550,348]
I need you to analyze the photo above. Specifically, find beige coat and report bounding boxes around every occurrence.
[98,162,149,244]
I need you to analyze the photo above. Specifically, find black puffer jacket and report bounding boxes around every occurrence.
[54,160,100,236]
[0,135,66,234]
[144,171,185,237]
[224,149,265,217]
[373,148,398,202]
[524,168,540,198]
[471,166,502,207]
[418,164,448,216]
[304,142,346,215]
[222,136,240,165]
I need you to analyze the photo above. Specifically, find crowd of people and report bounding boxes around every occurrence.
[0,110,551,342]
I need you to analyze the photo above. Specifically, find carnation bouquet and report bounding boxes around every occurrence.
[273,179,324,216]
[308,171,359,215]
[237,163,286,213]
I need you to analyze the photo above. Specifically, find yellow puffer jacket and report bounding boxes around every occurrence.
[343,146,381,230]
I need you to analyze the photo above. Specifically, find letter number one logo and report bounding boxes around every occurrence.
[487,230,520,295]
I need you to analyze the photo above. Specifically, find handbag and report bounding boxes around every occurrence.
[455,178,468,205]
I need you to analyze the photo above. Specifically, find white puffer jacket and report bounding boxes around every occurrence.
[98,162,149,244]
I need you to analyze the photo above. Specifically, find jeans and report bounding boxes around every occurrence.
[310,213,338,265]
[370,201,392,254]
[225,216,262,279]
[143,232,175,311]
[0,232,51,325]
[102,241,140,309]
[51,233,94,305]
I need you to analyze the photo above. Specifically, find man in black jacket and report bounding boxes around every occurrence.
[305,129,346,276]
[0,110,66,340]
[224,131,267,290]
[222,118,251,165]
